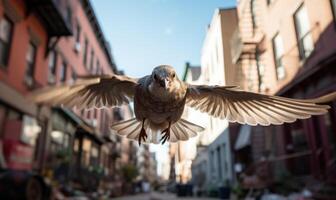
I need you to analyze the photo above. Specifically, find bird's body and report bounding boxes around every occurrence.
[29,65,336,145]
[134,68,187,127]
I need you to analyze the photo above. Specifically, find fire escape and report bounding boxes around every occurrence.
[230,0,265,92]
[25,0,73,57]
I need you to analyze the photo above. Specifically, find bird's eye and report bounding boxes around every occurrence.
[154,74,158,80]
[172,73,175,78]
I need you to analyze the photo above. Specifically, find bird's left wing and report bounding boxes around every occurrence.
[29,74,138,109]
[185,84,332,126]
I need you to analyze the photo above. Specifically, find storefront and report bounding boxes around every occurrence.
[0,82,43,170]
[72,123,105,191]
[42,108,77,184]
[277,53,336,179]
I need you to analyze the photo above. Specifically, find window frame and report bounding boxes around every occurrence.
[83,38,88,66]
[331,0,336,22]
[293,4,314,60]
[0,16,14,68]
[272,32,285,80]
[266,0,275,6]
[60,61,67,82]
[48,50,57,84]
[24,42,37,87]
[71,69,77,82]
[95,60,100,74]
[250,0,258,30]
[255,50,265,92]
[74,20,81,53]
[89,49,94,72]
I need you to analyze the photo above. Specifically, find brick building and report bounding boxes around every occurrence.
[231,0,336,194]
[0,0,136,194]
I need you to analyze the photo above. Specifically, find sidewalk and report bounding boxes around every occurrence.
[111,192,220,200]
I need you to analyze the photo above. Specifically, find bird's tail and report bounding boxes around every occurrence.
[110,118,158,144]
[168,119,205,143]
[110,118,205,144]
[111,118,145,140]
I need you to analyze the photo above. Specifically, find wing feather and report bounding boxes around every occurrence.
[186,85,332,126]
[28,74,138,109]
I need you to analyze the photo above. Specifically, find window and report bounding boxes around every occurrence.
[50,130,70,153]
[60,62,67,82]
[66,7,72,26]
[332,0,336,21]
[83,38,88,65]
[95,60,100,74]
[256,51,265,91]
[48,50,57,84]
[68,68,76,84]
[323,105,336,158]
[210,150,215,176]
[25,42,37,87]
[89,50,94,72]
[294,5,314,60]
[0,105,6,137]
[94,109,97,119]
[74,22,81,52]
[0,16,13,67]
[71,70,77,82]
[251,0,258,30]
[272,33,285,80]
[82,138,91,167]
[90,144,99,166]
[216,147,222,179]
[267,0,274,5]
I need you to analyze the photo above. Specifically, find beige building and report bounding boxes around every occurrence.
[231,0,336,192]
[170,8,239,185]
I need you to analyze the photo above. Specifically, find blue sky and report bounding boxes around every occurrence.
[91,0,236,174]
[91,0,236,78]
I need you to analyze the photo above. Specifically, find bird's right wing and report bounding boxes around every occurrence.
[29,74,138,109]
[185,84,333,126]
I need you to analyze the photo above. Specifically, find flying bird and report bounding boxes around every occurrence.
[29,65,336,145]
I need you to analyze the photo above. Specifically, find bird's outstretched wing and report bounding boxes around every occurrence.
[29,74,138,109]
[186,85,333,126]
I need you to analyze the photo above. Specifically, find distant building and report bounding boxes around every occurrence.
[191,145,208,196]
[230,0,336,193]
[185,8,238,195]
[171,62,203,184]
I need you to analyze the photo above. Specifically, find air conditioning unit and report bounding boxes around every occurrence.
[74,42,81,53]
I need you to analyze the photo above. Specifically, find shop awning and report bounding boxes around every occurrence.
[56,107,105,144]
[0,82,37,115]
[235,125,251,150]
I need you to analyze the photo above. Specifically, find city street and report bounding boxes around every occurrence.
[1,0,336,200]
[111,192,220,200]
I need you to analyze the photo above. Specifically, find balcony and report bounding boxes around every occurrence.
[230,28,265,64]
[26,0,73,36]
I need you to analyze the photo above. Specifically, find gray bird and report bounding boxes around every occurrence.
[29,65,336,145]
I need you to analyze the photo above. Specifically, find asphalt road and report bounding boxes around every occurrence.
[111,192,220,200]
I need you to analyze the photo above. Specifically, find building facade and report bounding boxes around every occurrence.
[179,8,239,195]
[0,0,137,195]
[231,0,336,194]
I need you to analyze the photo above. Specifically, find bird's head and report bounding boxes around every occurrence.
[149,65,185,100]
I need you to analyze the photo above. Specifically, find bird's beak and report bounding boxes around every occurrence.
[159,78,169,89]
